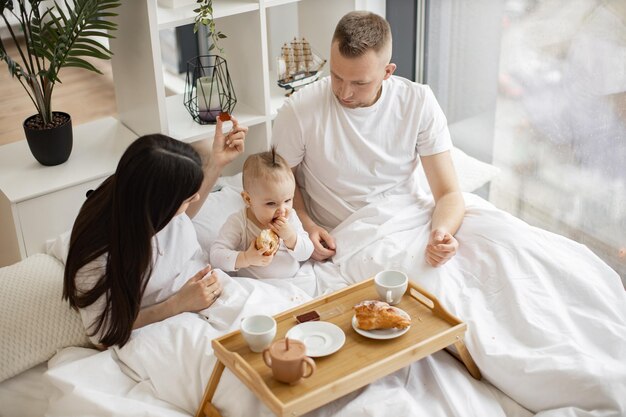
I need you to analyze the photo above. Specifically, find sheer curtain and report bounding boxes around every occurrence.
[424,0,626,281]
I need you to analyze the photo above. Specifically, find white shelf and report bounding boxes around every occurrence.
[269,84,289,118]
[157,0,260,31]
[112,0,367,144]
[0,117,137,203]
[264,0,302,8]
[166,94,267,143]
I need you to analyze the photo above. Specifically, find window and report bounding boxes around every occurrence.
[424,0,626,280]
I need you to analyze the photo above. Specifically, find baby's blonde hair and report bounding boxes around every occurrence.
[242,147,294,190]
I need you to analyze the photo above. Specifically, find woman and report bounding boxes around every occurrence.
[63,117,247,348]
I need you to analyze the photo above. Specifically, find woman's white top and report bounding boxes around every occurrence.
[75,214,209,345]
[210,208,314,279]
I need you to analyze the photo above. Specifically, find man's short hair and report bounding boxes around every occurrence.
[332,11,391,58]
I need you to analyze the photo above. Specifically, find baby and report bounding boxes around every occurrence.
[210,148,314,279]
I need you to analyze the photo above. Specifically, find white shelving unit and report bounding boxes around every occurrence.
[0,118,137,266]
[110,0,375,173]
[0,0,382,266]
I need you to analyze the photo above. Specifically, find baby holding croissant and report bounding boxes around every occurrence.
[210,148,314,279]
[211,148,411,331]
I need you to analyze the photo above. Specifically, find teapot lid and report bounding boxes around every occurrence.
[269,337,306,360]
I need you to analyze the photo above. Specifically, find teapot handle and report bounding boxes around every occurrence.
[301,356,316,379]
[262,349,272,368]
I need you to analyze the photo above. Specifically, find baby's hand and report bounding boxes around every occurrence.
[244,239,274,267]
[270,216,296,249]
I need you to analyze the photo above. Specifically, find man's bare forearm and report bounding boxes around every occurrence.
[430,191,465,235]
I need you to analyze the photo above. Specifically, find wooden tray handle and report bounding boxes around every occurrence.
[229,352,281,405]
[409,285,458,325]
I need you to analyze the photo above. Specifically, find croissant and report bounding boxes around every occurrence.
[354,300,411,330]
[255,229,280,256]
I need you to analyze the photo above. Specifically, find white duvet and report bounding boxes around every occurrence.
[43,193,626,417]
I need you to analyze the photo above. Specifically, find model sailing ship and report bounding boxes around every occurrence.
[277,37,327,95]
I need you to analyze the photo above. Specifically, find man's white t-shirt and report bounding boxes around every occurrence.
[210,208,314,279]
[272,75,452,230]
[75,214,208,345]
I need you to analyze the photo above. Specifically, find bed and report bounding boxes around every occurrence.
[1,147,624,417]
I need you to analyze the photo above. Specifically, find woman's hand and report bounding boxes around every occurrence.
[425,229,458,267]
[187,117,248,219]
[134,266,221,331]
[212,116,248,169]
[172,266,222,313]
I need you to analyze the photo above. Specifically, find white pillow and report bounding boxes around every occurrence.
[415,146,501,194]
[190,153,499,251]
[49,153,498,264]
[46,174,246,265]
[0,254,91,382]
[192,173,245,252]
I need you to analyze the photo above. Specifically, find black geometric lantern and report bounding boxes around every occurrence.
[184,55,237,124]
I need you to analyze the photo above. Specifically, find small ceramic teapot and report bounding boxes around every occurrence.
[262,337,316,385]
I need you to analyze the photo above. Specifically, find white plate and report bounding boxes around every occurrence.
[286,322,346,357]
[351,308,411,340]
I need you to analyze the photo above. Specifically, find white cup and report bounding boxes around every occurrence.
[240,315,277,353]
[374,270,408,305]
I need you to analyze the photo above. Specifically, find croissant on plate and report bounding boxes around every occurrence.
[354,300,411,330]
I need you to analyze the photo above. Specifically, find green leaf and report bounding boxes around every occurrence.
[64,57,100,73]
[75,38,113,55]
[68,48,109,60]
[77,30,115,38]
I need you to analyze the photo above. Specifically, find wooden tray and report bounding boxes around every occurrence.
[196,278,481,417]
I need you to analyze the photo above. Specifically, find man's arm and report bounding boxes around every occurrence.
[420,151,465,266]
[292,166,336,261]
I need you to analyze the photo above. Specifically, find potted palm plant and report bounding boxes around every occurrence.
[0,0,120,166]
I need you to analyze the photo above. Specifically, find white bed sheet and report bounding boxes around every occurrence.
[4,165,624,417]
[38,277,533,417]
[0,363,48,417]
[0,175,530,417]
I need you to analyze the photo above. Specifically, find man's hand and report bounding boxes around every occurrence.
[306,223,336,261]
[211,116,248,169]
[425,229,458,267]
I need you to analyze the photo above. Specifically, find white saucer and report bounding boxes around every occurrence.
[286,322,346,357]
[351,308,411,340]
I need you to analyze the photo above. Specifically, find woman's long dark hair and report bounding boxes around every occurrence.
[63,134,204,347]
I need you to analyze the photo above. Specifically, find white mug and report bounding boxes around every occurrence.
[240,315,277,353]
[374,270,408,305]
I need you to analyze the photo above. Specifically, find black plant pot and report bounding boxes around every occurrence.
[23,112,73,166]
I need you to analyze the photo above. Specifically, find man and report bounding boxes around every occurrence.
[272,11,462,266]
[271,11,626,415]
